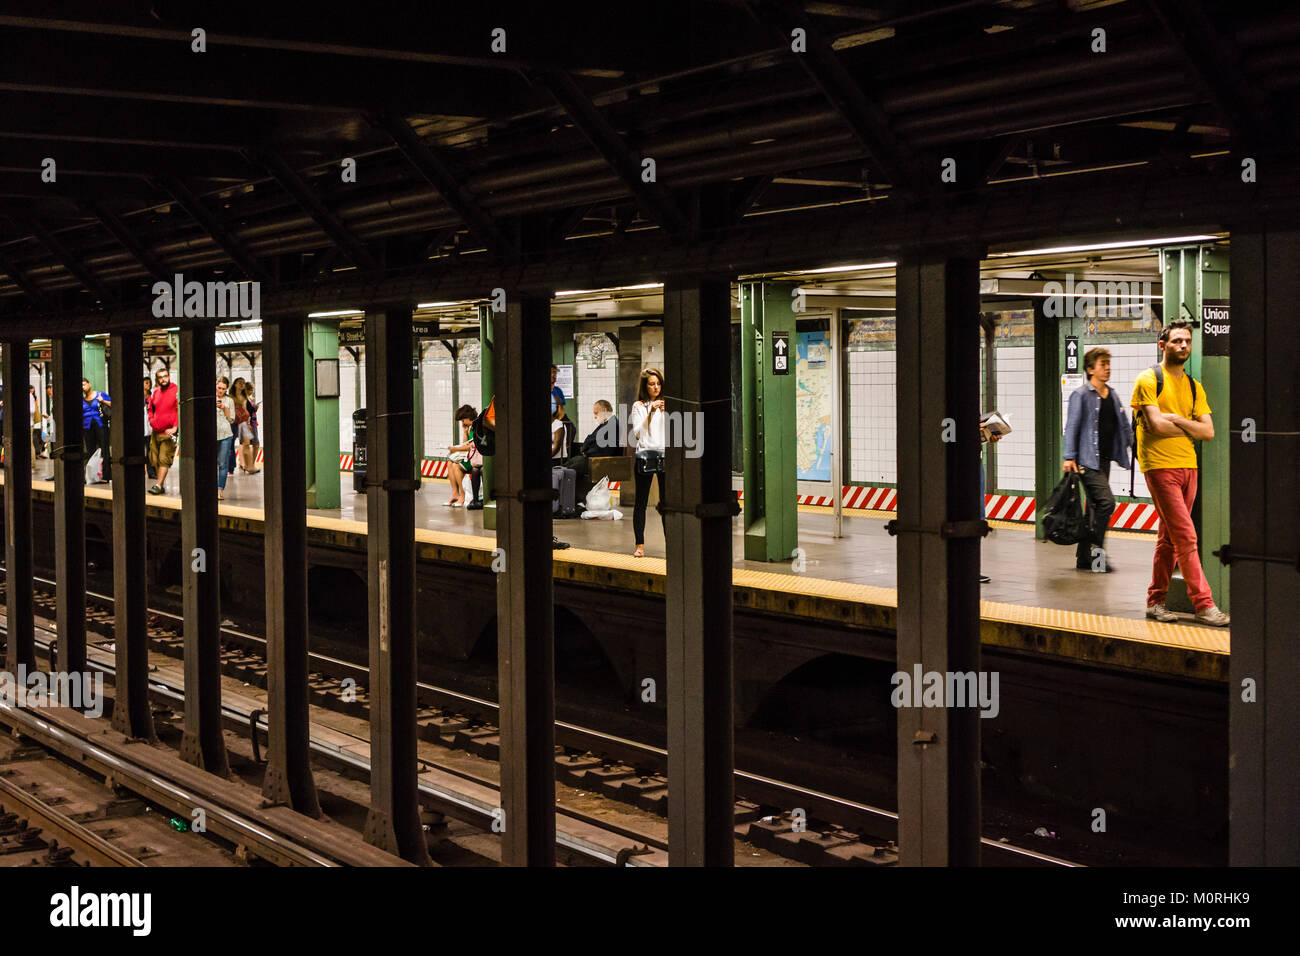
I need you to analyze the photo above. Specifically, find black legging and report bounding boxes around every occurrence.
[632,468,665,545]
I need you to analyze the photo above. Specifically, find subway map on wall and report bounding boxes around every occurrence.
[797,331,831,481]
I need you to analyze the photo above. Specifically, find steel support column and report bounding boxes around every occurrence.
[495,293,556,866]
[261,317,321,817]
[1228,228,1300,865]
[51,337,86,677]
[1032,298,1062,541]
[177,327,230,776]
[894,255,983,866]
[362,305,430,864]
[2,340,35,675]
[107,333,155,740]
[663,279,735,866]
[478,304,497,530]
[740,281,798,562]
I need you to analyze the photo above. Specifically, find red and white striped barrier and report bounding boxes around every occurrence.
[323,460,1161,530]
[1110,501,1160,531]
[984,494,1036,522]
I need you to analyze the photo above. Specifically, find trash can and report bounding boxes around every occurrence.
[352,408,367,493]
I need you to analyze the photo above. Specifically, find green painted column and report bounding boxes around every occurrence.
[81,340,107,391]
[479,304,497,531]
[303,320,341,510]
[413,341,424,484]
[1032,299,1063,541]
[740,281,798,562]
[1160,243,1230,612]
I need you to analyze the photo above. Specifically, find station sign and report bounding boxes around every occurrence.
[338,321,436,345]
[1064,335,1079,373]
[1201,299,1230,356]
[28,347,51,362]
[772,331,790,375]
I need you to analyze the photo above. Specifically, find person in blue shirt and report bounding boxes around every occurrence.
[1063,347,1135,573]
[549,364,566,417]
[81,378,112,483]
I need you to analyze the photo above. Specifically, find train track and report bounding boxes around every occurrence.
[9,573,1075,866]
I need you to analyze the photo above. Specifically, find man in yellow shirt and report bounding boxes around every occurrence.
[1131,321,1229,626]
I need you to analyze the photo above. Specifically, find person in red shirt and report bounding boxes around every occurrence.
[147,367,179,496]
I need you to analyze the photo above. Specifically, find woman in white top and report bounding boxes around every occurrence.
[628,367,667,557]
[215,377,235,501]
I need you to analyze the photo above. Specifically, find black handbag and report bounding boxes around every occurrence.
[1042,473,1087,546]
[635,449,664,475]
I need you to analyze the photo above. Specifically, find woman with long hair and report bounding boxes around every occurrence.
[227,376,244,478]
[628,367,666,558]
[232,379,258,474]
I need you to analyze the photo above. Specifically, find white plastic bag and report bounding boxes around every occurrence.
[585,475,611,512]
[581,508,622,520]
[84,448,103,485]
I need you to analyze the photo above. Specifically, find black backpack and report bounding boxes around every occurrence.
[1042,473,1088,546]
[471,402,495,457]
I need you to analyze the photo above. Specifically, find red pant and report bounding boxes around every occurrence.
[1145,467,1213,611]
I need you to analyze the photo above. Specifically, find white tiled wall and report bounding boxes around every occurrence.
[339,348,365,451]
[847,350,897,484]
[457,343,482,426]
[421,341,455,455]
[572,364,617,448]
[995,346,1035,491]
[1090,342,1156,499]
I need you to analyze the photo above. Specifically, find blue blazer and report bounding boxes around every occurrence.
[1064,381,1134,470]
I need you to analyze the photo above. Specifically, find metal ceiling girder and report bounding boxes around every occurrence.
[1144,0,1270,147]
[28,218,113,302]
[0,245,44,303]
[531,68,693,242]
[371,112,517,261]
[84,200,170,282]
[252,150,381,275]
[154,175,270,284]
[744,0,922,198]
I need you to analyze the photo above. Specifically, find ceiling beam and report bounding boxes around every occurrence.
[1144,0,1271,148]
[154,176,269,284]
[0,244,44,304]
[83,200,171,282]
[26,218,113,302]
[532,69,692,242]
[371,113,516,260]
[742,0,923,197]
[252,151,380,275]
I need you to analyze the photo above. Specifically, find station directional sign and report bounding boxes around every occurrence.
[1065,335,1079,373]
[772,330,790,375]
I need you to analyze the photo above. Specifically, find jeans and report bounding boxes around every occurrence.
[1075,458,1115,567]
[226,423,239,475]
[632,468,665,545]
[1145,467,1213,610]
[217,437,234,490]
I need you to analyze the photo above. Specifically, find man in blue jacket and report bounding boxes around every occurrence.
[1063,347,1134,572]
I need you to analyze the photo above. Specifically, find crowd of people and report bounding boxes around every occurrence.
[4,319,1228,625]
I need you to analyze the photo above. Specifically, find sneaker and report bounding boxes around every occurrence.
[147,484,164,496]
[551,537,570,550]
[1194,605,1231,627]
[979,574,991,584]
[1146,603,1178,623]
[466,499,484,511]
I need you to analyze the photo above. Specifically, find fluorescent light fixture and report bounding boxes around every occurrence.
[416,301,461,308]
[554,283,663,297]
[989,236,1220,258]
[741,261,897,279]
[307,309,364,318]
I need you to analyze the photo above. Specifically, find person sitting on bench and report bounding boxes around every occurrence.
[565,399,622,484]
